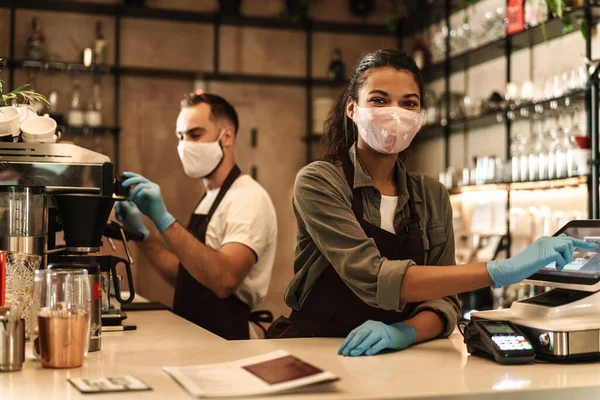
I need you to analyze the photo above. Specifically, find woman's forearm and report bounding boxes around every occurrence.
[399,262,492,303]
[400,310,444,343]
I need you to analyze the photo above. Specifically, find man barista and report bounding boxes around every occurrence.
[115,92,278,340]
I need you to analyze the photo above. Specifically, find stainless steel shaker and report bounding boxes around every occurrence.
[0,311,25,372]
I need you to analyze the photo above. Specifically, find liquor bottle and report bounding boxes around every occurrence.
[94,21,107,65]
[328,48,345,82]
[86,80,103,127]
[25,17,45,61]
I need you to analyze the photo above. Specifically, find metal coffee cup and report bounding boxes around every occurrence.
[0,312,25,372]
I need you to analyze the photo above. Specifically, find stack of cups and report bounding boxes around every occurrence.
[0,107,26,143]
[20,116,60,144]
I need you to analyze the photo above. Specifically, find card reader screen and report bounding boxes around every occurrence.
[540,227,600,278]
[481,321,516,335]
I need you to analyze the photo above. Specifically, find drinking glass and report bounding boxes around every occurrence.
[4,251,42,339]
[30,269,91,368]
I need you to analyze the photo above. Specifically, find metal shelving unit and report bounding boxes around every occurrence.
[429,0,600,258]
[0,0,396,169]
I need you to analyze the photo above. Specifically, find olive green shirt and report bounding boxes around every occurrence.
[284,145,461,337]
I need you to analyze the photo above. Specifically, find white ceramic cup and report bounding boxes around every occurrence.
[22,135,57,144]
[0,107,26,136]
[20,116,57,138]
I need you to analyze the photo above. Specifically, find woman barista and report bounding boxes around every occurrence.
[267,49,594,357]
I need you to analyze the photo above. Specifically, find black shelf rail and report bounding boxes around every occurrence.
[64,125,120,135]
[423,6,600,82]
[0,0,395,36]
[6,58,350,88]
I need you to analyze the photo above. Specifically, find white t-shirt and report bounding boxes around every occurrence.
[380,195,398,234]
[194,175,277,309]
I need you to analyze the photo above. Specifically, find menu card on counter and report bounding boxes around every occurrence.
[163,350,338,398]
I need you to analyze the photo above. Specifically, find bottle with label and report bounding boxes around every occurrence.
[86,80,103,127]
[26,17,45,61]
[328,48,345,82]
[94,21,107,65]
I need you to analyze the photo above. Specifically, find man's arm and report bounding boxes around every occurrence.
[136,231,181,287]
[119,172,266,298]
[161,222,256,298]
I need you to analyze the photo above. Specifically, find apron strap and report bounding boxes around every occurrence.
[205,165,242,223]
[342,152,365,219]
[405,175,421,225]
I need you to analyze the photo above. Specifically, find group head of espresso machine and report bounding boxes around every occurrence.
[0,142,143,307]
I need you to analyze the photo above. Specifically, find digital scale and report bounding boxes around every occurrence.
[471,220,600,362]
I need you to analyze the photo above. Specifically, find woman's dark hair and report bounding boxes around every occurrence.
[320,49,424,162]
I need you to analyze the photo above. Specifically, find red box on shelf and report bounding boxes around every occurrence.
[507,0,525,35]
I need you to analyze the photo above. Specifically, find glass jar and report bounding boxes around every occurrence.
[554,113,572,179]
[30,269,91,368]
[569,112,591,176]
[511,133,525,182]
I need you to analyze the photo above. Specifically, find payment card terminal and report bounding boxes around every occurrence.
[463,320,535,365]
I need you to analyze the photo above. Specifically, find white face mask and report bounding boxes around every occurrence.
[177,132,224,179]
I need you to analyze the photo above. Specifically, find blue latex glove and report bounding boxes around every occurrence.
[121,172,176,233]
[487,235,597,288]
[115,201,150,241]
[338,320,416,357]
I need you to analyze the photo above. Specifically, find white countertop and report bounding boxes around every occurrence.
[3,310,600,400]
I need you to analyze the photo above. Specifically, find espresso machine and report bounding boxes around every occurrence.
[0,143,142,351]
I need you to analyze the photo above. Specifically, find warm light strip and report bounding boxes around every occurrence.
[449,176,588,195]
[510,177,586,191]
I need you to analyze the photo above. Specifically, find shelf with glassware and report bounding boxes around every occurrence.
[417,86,587,143]
[441,99,592,193]
[422,5,600,82]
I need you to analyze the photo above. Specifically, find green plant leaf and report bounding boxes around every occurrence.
[385,14,397,33]
[562,17,573,34]
[464,15,469,24]
[541,21,547,41]
[581,19,590,39]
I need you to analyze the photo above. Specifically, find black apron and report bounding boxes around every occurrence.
[172,165,252,340]
[267,154,426,338]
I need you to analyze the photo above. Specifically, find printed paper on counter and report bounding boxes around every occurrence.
[163,350,338,398]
